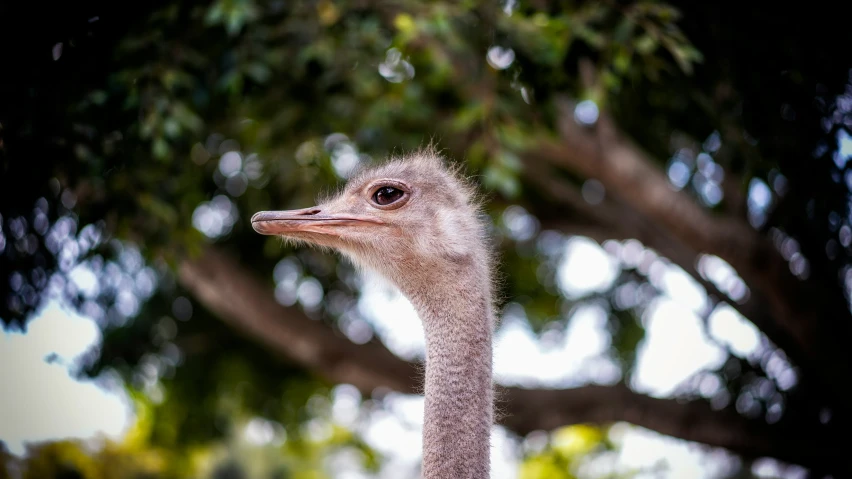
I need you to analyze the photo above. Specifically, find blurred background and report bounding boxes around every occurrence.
[1,1,851,478]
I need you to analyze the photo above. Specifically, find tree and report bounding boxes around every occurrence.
[2,0,851,476]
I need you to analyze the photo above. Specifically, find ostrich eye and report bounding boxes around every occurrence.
[373,186,405,206]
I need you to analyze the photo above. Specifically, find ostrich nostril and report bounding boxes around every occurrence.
[251,208,321,224]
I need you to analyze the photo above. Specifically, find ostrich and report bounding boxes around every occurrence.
[251,149,495,478]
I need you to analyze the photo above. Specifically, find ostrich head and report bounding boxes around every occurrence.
[251,150,490,293]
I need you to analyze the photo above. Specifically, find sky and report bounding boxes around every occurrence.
[0,301,130,454]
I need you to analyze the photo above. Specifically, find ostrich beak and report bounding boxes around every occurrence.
[250,207,383,236]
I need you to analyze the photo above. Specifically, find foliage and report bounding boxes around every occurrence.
[520,425,610,479]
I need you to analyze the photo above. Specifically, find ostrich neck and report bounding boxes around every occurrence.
[405,271,493,479]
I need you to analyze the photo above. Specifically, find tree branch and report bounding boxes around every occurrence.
[519,158,799,365]
[177,246,421,395]
[503,386,839,470]
[177,245,844,470]
[525,94,852,406]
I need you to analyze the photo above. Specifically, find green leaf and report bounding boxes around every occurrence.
[246,63,272,84]
[613,17,635,43]
[613,49,632,74]
[483,158,521,199]
[138,193,178,225]
[450,103,484,131]
[204,3,224,25]
[152,138,170,161]
[498,150,522,172]
[172,103,204,133]
[634,34,657,54]
[89,90,108,105]
[163,118,181,138]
